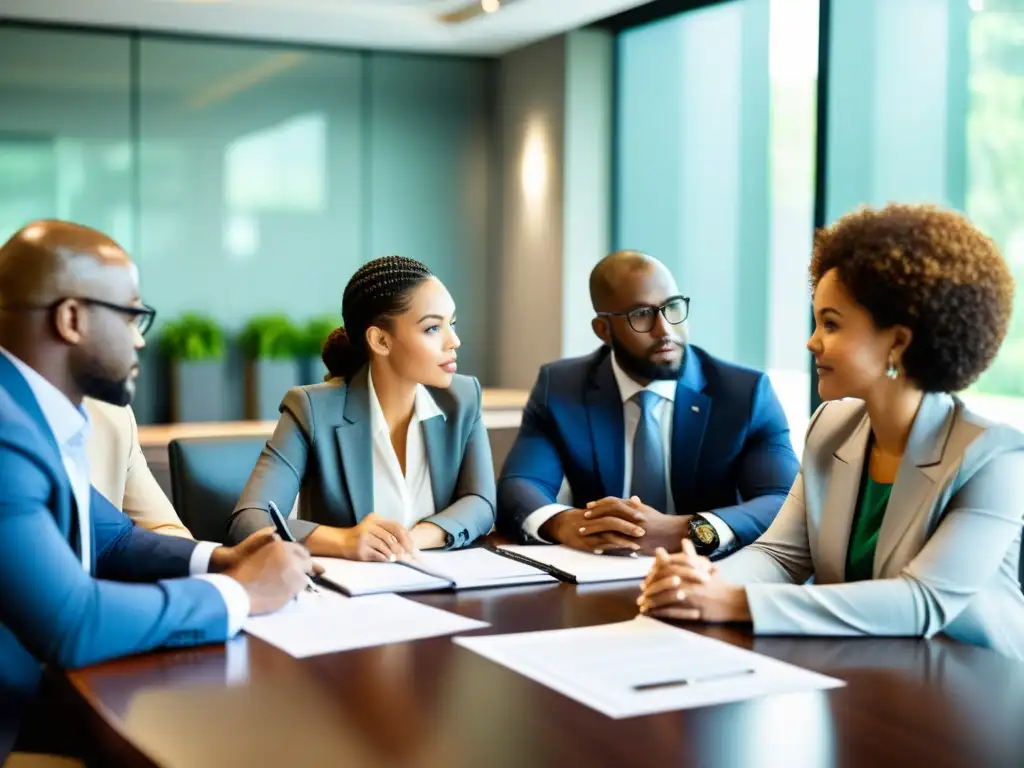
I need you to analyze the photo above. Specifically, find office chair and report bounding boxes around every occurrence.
[168,435,268,543]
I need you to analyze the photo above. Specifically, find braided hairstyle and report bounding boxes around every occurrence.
[321,256,434,380]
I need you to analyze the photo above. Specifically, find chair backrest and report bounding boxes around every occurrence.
[168,435,267,543]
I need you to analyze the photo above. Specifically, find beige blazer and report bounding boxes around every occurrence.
[83,399,193,539]
[717,393,1024,659]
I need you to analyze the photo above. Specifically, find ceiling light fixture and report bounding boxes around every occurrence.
[440,0,517,24]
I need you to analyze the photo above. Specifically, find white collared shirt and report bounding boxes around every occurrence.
[367,368,445,529]
[522,352,736,553]
[0,348,249,635]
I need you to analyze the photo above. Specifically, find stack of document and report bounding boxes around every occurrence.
[455,616,844,718]
[315,547,557,597]
[495,544,654,584]
[245,591,488,658]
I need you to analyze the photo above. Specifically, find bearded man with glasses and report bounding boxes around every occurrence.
[497,250,799,558]
[0,220,315,763]
[1,250,192,539]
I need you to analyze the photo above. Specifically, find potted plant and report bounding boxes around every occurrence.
[240,314,301,420]
[159,313,228,423]
[298,315,338,384]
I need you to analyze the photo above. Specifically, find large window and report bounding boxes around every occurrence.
[0,26,492,423]
[962,0,1024,426]
[136,40,364,336]
[767,0,819,450]
[823,0,1024,430]
[616,0,1024,440]
[0,29,133,248]
[615,0,817,450]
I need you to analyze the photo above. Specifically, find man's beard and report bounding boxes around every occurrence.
[610,333,683,381]
[73,353,135,407]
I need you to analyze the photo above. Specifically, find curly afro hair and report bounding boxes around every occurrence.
[809,203,1015,393]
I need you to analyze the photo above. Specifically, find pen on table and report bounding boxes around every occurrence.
[267,500,321,595]
[632,668,756,692]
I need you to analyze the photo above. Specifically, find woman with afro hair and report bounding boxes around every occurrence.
[639,203,1024,658]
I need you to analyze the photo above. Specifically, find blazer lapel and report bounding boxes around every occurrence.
[874,393,956,576]
[421,413,449,512]
[670,349,711,506]
[817,410,871,583]
[585,356,625,498]
[335,368,374,522]
[0,352,76,544]
[0,352,62,463]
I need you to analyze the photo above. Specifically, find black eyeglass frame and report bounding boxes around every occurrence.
[595,295,690,334]
[1,297,157,336]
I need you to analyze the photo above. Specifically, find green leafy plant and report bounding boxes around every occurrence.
[297,315,338,358]
[239,314,300,360]
[159,314,226,362]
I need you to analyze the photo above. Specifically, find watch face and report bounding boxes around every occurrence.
[694,523,717,546]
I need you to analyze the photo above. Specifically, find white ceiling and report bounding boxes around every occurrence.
[0,0,651,54]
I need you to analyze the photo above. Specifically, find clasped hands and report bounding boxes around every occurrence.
[542,496,691,556]
[313,513,449,562]
[637,538,751,624]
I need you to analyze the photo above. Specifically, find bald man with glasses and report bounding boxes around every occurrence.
[497,250,800,559]
[4,274,192,538]
[0,220,314,763]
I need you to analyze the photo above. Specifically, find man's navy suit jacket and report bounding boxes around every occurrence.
[497,345,800,545]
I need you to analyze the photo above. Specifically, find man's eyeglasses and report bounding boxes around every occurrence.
[596,295,690,334]
[1,297,157,336]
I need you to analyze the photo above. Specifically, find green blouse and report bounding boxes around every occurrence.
[846,468,893,582]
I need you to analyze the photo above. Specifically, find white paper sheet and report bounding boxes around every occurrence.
[415,549,556,589]
[244,591,488,658]
[454,616,844,718]
[315,548,556,596]
[497,544,655,583]
[316,557,450,596]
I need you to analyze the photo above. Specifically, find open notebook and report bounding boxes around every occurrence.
[315,547,557,597]
[494,545,655,584]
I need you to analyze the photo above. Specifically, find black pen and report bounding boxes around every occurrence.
[267,500,297,542]
[267,501,320,595]
[632,668,756,692]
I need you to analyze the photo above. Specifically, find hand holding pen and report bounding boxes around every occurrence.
[218,521,318,614]
[267,501,326,596]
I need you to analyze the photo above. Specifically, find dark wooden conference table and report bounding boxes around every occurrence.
[61,574,1024,768]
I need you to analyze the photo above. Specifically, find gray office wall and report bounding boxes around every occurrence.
[495,35,567,389]
[495,30,613,389]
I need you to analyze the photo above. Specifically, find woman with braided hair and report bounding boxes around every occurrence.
[226,256,496,558]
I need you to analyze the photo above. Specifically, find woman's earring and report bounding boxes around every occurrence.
[886,355,900,380]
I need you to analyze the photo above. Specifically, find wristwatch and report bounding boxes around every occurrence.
[688,515,720,556]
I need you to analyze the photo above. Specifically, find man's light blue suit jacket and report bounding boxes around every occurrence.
[0,354,229,754]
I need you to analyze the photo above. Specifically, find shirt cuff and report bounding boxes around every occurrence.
[188,540,220,575]
[419,515,464,550]
[700,512,737,556]
[194,574,251,637]
[522,504,572,543]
